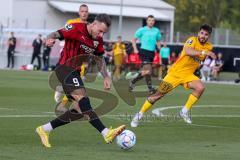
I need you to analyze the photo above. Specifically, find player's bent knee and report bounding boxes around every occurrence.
[54,91,63,103]
[196,84,205,93]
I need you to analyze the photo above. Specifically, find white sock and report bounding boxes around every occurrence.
[101,128,109,137]
[42,123,53,132]
[181,106,188,114]
[138,112,143,118]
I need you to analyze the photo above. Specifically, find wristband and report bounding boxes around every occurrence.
[201,50,206,55]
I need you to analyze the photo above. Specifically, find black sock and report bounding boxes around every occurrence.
[78,97,106,133]
[87,110,106,133]
[145,74,153,90]
[50,109,83,129]
[132,72,143,84]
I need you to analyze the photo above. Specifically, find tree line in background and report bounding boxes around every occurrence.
[164,0,240,33]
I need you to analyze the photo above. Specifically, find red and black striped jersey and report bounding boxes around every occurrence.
[57,23,104,69]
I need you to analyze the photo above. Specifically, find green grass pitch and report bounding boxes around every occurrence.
[0,70,240,160]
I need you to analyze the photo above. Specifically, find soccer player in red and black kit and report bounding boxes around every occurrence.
[36,14,125,148]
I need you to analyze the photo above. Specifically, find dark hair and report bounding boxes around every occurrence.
[200,24,212,34]
[80,4,88,8]
[95,14,111,27]
[147,15,155,20]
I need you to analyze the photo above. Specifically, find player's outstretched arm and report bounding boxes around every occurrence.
[96,56,109,78]
[185,47,202,57]
[184,47,216,59]
[95,56,111,90]
[205,51,216,59]
[47,31,61,40]
[185,47,216,59]
[45,31,61,47]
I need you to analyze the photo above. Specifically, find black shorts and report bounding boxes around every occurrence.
[55,65,84,96]
[139,49,155,64]
[161,58,169,65]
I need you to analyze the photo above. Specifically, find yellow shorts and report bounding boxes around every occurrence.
[114,54,124,66]
[158,73,199,94]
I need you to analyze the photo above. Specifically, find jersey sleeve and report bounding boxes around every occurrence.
[134,28,143,39]
[183,37,196,48]
[94,37,104,56]
[58,23,80,41]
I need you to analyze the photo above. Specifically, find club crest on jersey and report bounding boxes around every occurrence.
[93,41,99,48]
[64,24,73,31]
[186,39,193,45]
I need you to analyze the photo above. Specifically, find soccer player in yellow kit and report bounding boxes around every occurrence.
[131,24,216,127]
[54,4,89,110]
[112,36,127,81]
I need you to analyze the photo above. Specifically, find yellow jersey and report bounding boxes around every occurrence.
[168,36,213,76]
[113,43,126,56]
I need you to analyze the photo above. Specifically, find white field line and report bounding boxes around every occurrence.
[151,104,240,117]
[0,105,240,118]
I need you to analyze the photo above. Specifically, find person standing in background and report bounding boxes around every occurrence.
[6,32,17,68]
[31,34,42,69]
[159,42,170,79]
[112,36,126,81]
[42,38,52,70]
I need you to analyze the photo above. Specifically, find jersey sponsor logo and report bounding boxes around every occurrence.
[191,56,201,63]
[64,24,73,31]
[80,44,95,54]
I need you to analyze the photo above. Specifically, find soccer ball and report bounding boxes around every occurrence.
[116,130,136,150]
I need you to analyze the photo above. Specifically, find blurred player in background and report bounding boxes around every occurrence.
[112,36,127,81]
[129,15,161,94]
[159,42,170,80]
[36,14,125,148]
[54,4,89,112]
[131,24,216,127]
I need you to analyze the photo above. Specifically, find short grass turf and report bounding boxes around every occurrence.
[0,70,240,160]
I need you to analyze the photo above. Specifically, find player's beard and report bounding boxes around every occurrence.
[198,37,207,44]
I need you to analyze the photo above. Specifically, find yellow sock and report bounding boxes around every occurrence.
[80,63,86,77]
[62,95,69,105]
[185,94,198,110]
[140,100,153,113]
